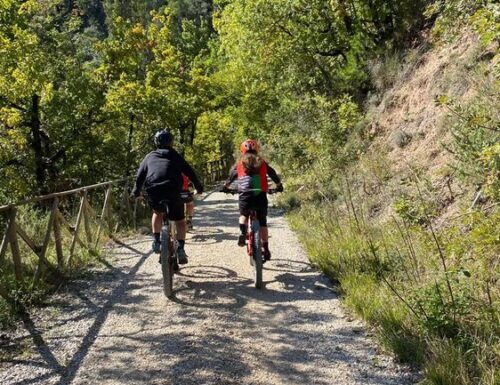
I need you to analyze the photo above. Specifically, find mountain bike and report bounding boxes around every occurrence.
[222,188,278,289]
[158,200,179,298]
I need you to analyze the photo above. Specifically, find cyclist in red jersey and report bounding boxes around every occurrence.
[223,139,283,261]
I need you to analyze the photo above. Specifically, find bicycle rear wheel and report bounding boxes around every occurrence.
[160,224,174,297]
[251,220,263,289]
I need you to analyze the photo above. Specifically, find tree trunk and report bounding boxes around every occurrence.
[30,94,47,194]
[189,118,197,147]
[126,114,135,177]
[336,1,355,35]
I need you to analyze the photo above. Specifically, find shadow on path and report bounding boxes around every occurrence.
[7,243,152,385]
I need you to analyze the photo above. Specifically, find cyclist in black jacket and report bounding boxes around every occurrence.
[132,130,203,264]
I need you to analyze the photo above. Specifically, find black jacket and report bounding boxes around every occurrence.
[132,148,203,197]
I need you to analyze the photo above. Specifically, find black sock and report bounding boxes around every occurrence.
[263,242,269,251]
[153,233,160,242]
[239,224,247,235]
[178,240,185,249]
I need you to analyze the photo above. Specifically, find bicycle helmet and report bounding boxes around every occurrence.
[154,130,173,149]
[240,139,259,154]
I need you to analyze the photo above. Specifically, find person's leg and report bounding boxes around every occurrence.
[175,219,187,244]
[150,203,164,254]
[152,211,163,234]
[238,198,251,246]
[260,225,268,243]
[260,224,271,261]
[238,215,248,246]
[169,199,189,264]
[175,219,188,264]
[257,196,271,260]
[186,201,194,217]
[186,201,194,229]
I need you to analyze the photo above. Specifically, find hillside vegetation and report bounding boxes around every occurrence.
[287,34,499,385]
[0,1,498,384]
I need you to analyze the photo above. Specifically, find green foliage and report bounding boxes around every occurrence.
[423,338,475,385]
[438,81,500,201]
[426,0,499,44]
[394,195,439,226]
[212,0,430,175]
[469,4,500,46]
[0,0,112,197]
[343,273,426,364]
[0,298,15,330]
[0,1,221,202]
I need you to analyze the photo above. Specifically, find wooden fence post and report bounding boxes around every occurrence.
[53,199,64,270]
[133,199,138,230]
[120,185,132,227]
[95,186,112,248]
[33,197,60,283]
[68,190,86,265]
[8,208,23,281]
[83,197,93,248]
[0,211,13,265]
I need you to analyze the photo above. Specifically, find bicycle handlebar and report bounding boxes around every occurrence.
[221,188,279,195]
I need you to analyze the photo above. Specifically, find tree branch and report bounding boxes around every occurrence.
[0,96,27,112]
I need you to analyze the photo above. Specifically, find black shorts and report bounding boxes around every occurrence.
[239,192,268,227]
[146,190,185,221]
[180,191,194,204]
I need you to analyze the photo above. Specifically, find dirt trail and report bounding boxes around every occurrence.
[0,192,416,385]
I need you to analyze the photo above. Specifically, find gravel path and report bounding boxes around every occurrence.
[0,192,417,385]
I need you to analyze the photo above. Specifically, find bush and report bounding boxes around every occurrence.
[426,0,499,43]
[439,87,500,201]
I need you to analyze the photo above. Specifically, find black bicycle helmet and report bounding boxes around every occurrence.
[154,130,173,149]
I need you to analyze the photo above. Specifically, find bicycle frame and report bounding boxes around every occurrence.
[246,210,264,288]
[246,211,258,257]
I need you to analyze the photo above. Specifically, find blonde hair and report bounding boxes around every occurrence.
[241,152,263,175]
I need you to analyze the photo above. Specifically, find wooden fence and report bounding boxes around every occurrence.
[200,156,233,188]
[0,178,149,303]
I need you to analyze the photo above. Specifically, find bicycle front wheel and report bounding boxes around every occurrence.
[251,220,263,289]
[160,225,173,297]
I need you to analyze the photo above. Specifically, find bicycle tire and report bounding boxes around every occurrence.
[251,219,263,289]
[160,224,173,297]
